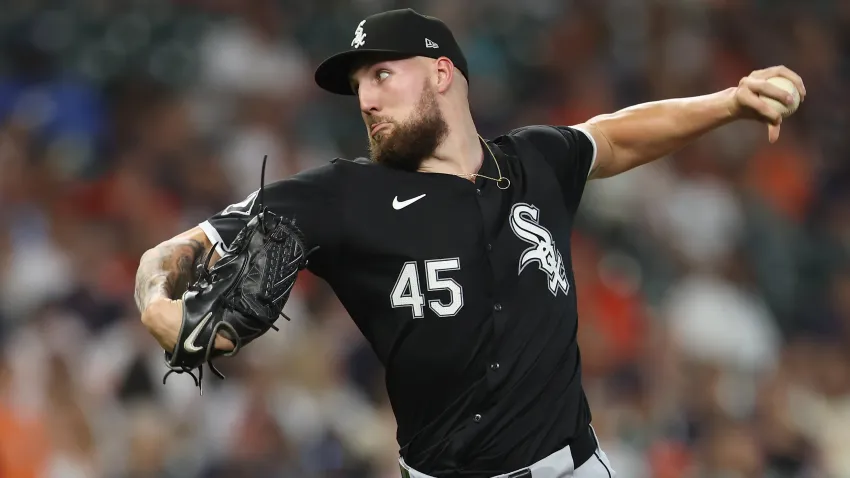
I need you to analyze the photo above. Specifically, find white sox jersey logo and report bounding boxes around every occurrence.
[509,203,569,296]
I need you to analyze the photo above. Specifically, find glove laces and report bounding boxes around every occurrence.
[162,155,310,395]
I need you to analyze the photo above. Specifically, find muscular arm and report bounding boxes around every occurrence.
[578,66,806,180]
[576,88,737,180]
[134,226,218,313]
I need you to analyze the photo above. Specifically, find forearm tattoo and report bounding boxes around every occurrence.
[134,239,206,313]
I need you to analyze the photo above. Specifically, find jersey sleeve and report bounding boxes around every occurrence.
[198,163,341,273]
[511,125,598,214]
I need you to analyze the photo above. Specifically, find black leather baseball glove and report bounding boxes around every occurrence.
[162,158,311,394]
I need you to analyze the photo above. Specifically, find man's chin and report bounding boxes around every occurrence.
[372,131,393,143]
[369,138,398,159]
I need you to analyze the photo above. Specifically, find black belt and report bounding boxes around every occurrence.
[506,425,598,477]
[569,425,598,469]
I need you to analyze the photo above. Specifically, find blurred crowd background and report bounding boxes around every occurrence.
[0,0,848,477]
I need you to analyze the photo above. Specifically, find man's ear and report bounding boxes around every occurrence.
[434,57,454,94]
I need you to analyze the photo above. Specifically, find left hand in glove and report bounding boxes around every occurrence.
[142,298,235,352]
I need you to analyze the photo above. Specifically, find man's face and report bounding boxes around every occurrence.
[350,58,448,171]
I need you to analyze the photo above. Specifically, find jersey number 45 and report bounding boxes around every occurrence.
[390,259,464,318]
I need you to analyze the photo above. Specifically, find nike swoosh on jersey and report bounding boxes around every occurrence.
[184,311,213,353]
[393,194,427,210]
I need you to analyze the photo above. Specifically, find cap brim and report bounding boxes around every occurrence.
[315,49,415,95]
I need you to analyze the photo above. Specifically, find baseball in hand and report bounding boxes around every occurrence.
[760,77,801,117]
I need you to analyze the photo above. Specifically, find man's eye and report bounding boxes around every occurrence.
[377,70,390,81]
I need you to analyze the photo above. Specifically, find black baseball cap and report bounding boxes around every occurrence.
[314,8,469,96]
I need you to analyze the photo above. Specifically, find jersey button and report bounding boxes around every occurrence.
[486,243,492,251]
[490,363,500,371]
[473,414,482,423]
[494,303,502,312]
[476,188,482,196]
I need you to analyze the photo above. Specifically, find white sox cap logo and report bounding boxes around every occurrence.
[509,203,569,296]
[351,20,367,48]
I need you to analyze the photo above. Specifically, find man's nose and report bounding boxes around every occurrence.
[358,84,381,114]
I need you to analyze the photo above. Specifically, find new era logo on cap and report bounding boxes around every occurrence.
[425,38,439,48]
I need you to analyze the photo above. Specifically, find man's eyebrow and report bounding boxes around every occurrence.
[347,56,405,93]
[348,63,379,94]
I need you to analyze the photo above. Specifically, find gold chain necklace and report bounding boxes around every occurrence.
[455,135,511,190]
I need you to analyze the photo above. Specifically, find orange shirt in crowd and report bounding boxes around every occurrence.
[0,405,50,478]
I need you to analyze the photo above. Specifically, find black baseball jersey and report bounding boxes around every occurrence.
[199,124,598,476]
